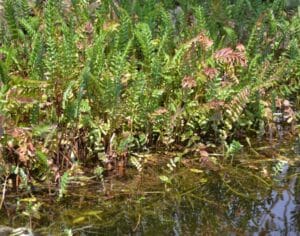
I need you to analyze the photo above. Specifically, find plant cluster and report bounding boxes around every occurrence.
[0,0,299,192]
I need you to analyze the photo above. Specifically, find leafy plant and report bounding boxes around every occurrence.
[0,0,299,190]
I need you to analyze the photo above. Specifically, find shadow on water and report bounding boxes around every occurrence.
[0,140,300,235]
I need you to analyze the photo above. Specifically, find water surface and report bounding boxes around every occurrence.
[0,141,299,235]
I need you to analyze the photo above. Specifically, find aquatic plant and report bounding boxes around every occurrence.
[0,0,299,194]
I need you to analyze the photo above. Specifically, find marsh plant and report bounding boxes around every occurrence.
[0,0,299,193]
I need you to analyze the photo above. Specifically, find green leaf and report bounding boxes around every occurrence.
[189,168,204,174]
[159,175,171,184]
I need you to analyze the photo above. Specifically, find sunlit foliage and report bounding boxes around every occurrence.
[0,0,299,191]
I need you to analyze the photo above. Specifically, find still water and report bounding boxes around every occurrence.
[0,140,299,235]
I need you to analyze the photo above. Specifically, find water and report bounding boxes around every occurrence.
[248,164,300,235]
[0,141,299,235]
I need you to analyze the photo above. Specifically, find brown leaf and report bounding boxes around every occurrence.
[198,143,209,159]
[152,107,168,116]
[27,142,35,157]
[283,100,290,107]
[182,76,197,89]
[197,32,213,50]
[6,128,26,138]
[214,47,234,59]
[236,43,246,52]
[275,98,283,109]
[214,47,247,67]
[189,32,213,51]
[283,107,295,122]
[84,22,94,34]
[17,145,28,164]
[199,156,218,171]
[76,42,84,50]
[200,150,209,159]
[203,67,218,80]
[206,100,225,109]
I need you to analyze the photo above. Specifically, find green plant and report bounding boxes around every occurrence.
[0,0,299,189]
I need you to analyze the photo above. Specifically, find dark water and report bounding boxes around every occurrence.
[0,141,299,235]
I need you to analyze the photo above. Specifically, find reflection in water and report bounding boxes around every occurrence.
[0,144,299,235]
[249,165,300,235]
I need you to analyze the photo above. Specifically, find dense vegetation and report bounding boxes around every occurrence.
[0,0,299,194]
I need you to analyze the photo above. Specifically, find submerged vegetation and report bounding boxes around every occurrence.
[0,0,299,216]
[0,141,300,234]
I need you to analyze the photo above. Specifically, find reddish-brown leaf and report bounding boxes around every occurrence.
[189,32,213,51]
[214,47,247,67]
[203,67,218,80]
[182,76,197,89]
[197,32,213,50]
[152,107,168,116]
[84,22,94,34]
[236,43,246,52]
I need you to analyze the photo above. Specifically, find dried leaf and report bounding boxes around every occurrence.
[236,43,245,52]
[197,32,213,50]
[214,47,247,67]
[206,100,225,109]
[152,107,168,116]
[200,150,209,159]
[283,100,290,107]
[84,22,93,34]
[182,76,197,89]
[17,145,28,164]
[189,32,213,51]
[203,67,218,80]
